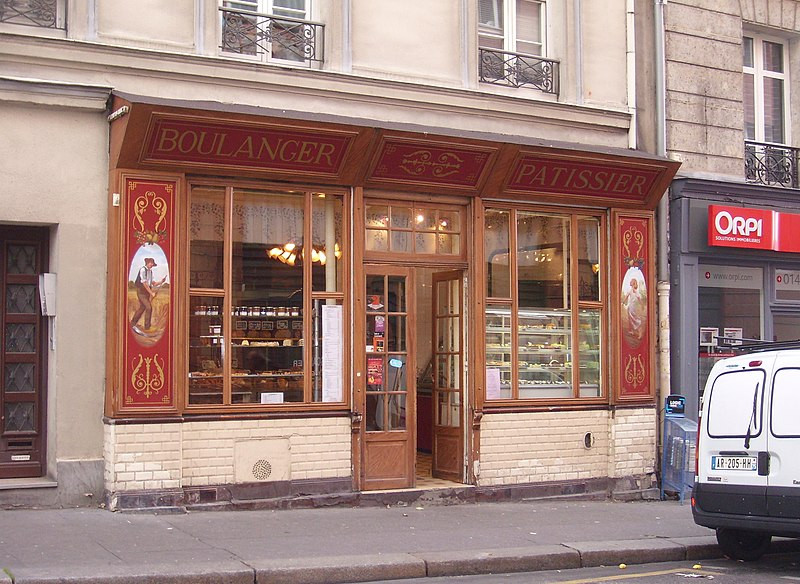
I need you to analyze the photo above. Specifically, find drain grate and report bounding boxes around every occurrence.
[252,459,272,480]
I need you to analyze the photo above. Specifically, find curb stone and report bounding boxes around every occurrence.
[416,545,581,577]
[564,538,686,567]
[670,535,723,560]
[5,562,254,584]
[252,553,426,584]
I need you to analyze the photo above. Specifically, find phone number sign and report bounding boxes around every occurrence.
[776,270,800,290]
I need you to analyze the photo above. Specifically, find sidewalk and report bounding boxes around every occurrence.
[1,498,797,583]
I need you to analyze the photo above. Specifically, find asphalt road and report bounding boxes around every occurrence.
[373,553,800,583]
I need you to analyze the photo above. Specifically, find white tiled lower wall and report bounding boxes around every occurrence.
[478,408,656,486]
[105,417,351,492]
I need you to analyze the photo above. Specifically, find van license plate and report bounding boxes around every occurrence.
[711,456,757,471]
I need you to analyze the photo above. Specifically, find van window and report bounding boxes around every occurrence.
[772,368,800,437]
[707,369,765,438]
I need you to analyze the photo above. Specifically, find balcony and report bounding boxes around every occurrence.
[478,47,559,95]
[219,6,324,66]
[745,141,800,189]
[0,0,64,29]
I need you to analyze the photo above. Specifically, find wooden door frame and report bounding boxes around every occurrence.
[357,263,417,490]
[431,269,466,482]
[0,225,49,479]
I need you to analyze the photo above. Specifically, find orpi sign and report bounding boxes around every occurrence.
[708,205,774,250]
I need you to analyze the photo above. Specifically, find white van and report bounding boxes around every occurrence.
[692,344,800,560]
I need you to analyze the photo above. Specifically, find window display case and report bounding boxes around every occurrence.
[485,307,600,399]
[188,300,304,405]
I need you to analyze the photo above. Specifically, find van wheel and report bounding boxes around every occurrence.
[716,528,771,561]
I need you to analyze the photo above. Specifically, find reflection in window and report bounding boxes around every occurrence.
[365,202,463,257]
[484,207,604,401]
[187,184,347,408]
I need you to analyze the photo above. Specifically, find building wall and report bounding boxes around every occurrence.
[105,417,351,495]
[664,0,800,178]
[0,84,109,505]
[478,408,656,487]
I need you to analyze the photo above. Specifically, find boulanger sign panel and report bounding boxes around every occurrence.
[708,204,800,253]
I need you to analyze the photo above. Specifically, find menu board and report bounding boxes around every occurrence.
[322,304,343,402]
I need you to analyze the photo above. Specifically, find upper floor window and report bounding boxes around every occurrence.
[0,0,65,30]
[478,0,557,94]
[220,0,324,66]
[479,0,544,57]
[743,35,788,144]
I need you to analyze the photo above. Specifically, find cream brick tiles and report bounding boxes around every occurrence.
[609,408,657,478]
[478,408,657,487]
[478,410,610,486]
[105,417,351,492]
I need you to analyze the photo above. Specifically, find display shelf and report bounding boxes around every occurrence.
[485,306,601,397]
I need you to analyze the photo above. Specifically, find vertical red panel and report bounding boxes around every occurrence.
[616,214,653,400]
[122,178,175,408]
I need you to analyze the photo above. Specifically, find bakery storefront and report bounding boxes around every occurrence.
[670,178,800,420]
[104,95,678,510]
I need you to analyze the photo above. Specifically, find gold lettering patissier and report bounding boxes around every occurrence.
[512,162,648,195]
[398,150,463,178]
[624,354,646,389]
[130,353,166,399]
[152,127,337,167]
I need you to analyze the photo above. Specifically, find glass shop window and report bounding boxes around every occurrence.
[484,207,604,402]
[188,184,347,408]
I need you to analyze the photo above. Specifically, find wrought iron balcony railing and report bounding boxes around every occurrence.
[0,0,64,29]
[220,6,324,66]
[478,47,559,95]
[745,141,800,189]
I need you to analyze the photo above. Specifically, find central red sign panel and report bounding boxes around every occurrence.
[141,114,354,176]
[369,139,493,188]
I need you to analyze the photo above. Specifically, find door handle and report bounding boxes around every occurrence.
[758,451,770,476]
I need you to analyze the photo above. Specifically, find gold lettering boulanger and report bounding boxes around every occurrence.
[399,150,463,178]
[152,127,338,167]
[624,354,646,388]
[130,353,166,398]
[132,189,169,245]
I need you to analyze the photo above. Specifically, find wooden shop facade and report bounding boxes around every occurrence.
[103,94,678,510]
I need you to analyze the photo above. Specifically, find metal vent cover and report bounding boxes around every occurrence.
[252,459,272,481]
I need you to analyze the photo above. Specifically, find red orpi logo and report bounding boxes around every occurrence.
[708,205,774,250]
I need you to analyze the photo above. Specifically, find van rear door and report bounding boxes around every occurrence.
[767,354,800,519]
[697,362,769,516]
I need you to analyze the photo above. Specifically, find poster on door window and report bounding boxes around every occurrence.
[321,304,343,402]
[367,357,383,385]
[723,327,743,346]
[486,367,502,399]
[699,327,718,348]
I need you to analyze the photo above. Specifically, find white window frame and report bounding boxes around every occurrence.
[743,33,790,146]
[220,0,312,65]
[479,0,546,57]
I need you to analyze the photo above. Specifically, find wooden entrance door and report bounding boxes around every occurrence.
[0,226,48,479]
[431,270,464,481]
[362,266,416,490]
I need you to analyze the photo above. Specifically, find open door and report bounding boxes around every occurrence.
[362,266,416,490]
[431,270,464,481]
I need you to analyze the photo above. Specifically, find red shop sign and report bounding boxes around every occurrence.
[708,205,775,250]
[708,204,800,253]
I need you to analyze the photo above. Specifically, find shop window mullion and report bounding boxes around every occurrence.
[570,215,579,397]
[223,186,234,405]
[509,208,519,400]
[303,190,312,403]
